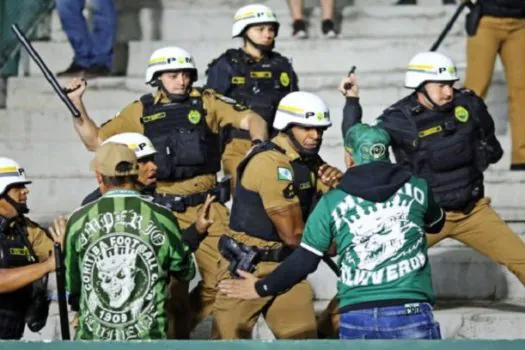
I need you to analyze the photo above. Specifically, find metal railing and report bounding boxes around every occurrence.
[0,0,55,76]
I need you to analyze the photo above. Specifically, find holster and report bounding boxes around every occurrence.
[25,275,50,332]
[218,235,258,279]
[466,1,482,37]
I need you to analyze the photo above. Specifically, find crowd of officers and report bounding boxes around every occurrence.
[1,0,525,341]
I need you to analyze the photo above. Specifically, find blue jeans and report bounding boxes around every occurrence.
[56,0,117,69]
[339,302,441,340]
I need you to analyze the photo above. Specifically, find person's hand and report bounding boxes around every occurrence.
[318,164,343,188]
[71,312,80,330]
[339,72,359,98]
[48,216,67,249]
[195,194,216,234]
[218,270,261,300]
[45,216,67,272]
[64,78,87,101]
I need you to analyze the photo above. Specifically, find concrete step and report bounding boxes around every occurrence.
[6,69,509,111]
[26,37,471,78]
[23,299,525,340]
[309,246,525,302]
[47,3,466,42]
[6,71,510,136]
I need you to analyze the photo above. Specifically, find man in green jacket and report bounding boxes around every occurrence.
[64,142,195,340]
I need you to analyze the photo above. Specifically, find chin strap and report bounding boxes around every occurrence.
[285,128,322,157]
[243,34,274,55]
[158,80,191,103]
[2,193,29,215]
[417,83,455,112]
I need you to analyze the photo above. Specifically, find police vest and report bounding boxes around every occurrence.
[383,90,484,212]
[230,142,321,242]
[0,218,37,338]
[481,0,525,18]
[140,92,221,181]
[215,49,295,125]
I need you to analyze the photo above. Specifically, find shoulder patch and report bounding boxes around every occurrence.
[282,183,296,199]
[277,167,293,181]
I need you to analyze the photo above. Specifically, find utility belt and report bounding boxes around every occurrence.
[154,175,231,212]
[218,235,293,279]
[440,185,483,215]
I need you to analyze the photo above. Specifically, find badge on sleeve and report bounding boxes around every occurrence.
[277,167,293,181]
[282,183,296,199]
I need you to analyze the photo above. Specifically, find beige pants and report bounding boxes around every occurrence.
[166,202,230,338]
[212,233,318,339]
[465,16,525,164]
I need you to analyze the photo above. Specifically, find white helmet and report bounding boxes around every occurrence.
[405,51,459,89]
[145,46,197,85]
[103,133,157,160]
[232,4,279,38]
[273,92,332,130]
[0,158,31,196]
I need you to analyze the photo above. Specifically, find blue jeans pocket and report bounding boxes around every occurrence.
[383,320,442,339]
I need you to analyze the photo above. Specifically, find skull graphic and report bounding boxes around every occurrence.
[347,195,417,271]
[96,244,138,309]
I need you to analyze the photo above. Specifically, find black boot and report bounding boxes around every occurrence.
[395,0,417,5]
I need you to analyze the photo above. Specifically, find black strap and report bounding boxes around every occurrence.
[230,128,251,140]
[17,221,38,263]
[139,93,155,107]
[255,246,293,262]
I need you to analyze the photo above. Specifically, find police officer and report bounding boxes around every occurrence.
[213,91,343,339]
[206,4,299,187]
[82,133,158,204]
[464,0,525,169]
[341,51,525,306]
[65,46,268,337]
[0,157,59,339]
[219,123,446,340]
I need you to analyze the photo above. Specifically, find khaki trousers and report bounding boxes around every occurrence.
[212,233,318,339]
[166,202,230,338]
[465,16,525,164]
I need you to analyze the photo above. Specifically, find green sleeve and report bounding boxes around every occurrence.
[159,213,196,282]
[64,219,81,296]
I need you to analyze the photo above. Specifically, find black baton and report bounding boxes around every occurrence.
[430,2,469,51]
[11,24,80,118]
[54,243,70,340]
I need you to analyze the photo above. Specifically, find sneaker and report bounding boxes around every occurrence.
[510,163,525,171]
[395,0,416,4]
[84,64,111,79]
[321,19,338,39]
[292,20,308,39]
[57,62,86,77]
